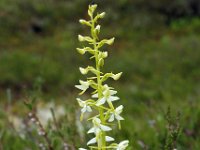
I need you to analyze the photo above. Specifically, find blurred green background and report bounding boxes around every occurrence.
[0,0,200,149]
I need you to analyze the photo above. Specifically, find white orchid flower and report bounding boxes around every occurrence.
[92,85,119,106]
[108,105,124,122]
[77,98,92,114]
[88,117,112,135]
[75,80,90,94]
[87,117,113,146]
[116,140,129,150]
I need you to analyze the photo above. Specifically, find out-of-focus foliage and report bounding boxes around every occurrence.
[0,0,200,35]
[0,0,86,34]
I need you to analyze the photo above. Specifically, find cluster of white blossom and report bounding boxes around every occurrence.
[76,4,129,150]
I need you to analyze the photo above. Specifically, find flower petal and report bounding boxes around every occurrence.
[81,106,87,113]
[75,80,90,92]
[117,140,129,149]
[96,97,106,106]
[75,85,85,91]
[109,96,119,101]
[86,106,92,112]
[109,90,117,95]
[76,98,84,107]
[92,93,98,98]
[108,114,115,122]
[87,127,95,134]
[93,117,101,124]
[87,137,97,145]
[116,105,123,112]
[115,115,124,121]
[105,136,115,142]
[100,124,112,131]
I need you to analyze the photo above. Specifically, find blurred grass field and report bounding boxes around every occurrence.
[0,0,200,149]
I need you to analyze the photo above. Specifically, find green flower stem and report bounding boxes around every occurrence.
[91,16,106,150]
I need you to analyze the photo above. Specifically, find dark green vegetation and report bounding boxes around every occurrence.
[0,0,200,149]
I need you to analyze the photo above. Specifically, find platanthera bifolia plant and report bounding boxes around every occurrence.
[75,4,129,150]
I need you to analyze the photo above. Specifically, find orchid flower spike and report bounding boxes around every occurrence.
[76,4,129,149]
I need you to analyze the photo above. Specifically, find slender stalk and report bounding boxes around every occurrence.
[91,16,106,150]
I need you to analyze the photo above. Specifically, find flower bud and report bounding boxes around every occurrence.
[95,25,101,33]
[102,51,108,58]
[112,72,122,80]
[90,4,97,11]
[98,51,108,60]
[98,38,115,48]
[76,48,86,55]
[78,35,93,43]
[79,19,91,26]
[99,12,106,18]
[78,35,85,42]
[88,4,97,17]
[79,67,88,75]
[98,58,104,67]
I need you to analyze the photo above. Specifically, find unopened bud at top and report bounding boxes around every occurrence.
[88,4,97,17]
[90,4,97,10]
[99,12,106,18]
